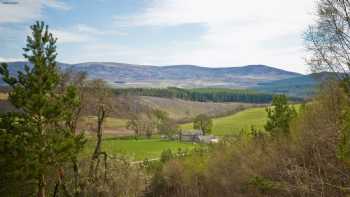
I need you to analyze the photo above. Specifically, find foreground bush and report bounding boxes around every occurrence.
[145,82,350,197]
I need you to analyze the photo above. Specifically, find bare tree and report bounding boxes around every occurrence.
[127,112,156,139]
[305,0,350,80]
[85,79,114,182]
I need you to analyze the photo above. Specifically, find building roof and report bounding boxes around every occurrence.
[181,130,203,136]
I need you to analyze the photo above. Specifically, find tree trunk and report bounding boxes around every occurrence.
[37,174,46,197]
[89,105,106,179]
[72,159,80,197]
[93,107,105,158]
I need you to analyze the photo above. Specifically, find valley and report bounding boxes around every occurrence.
[1,1,348,195]
[79,105,269,161]
[0,62,307,161]
[0,86,268,160]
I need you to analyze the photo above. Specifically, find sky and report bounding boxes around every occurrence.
[0,0,317,73]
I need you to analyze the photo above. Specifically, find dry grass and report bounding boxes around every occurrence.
[139,96,258,121]
[79,116,127,129]
[78,116,130,135]
[0,92,8,100]
[78,96,261,136]
[146,82,350,197]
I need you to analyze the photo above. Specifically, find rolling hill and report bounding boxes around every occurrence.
[181,104,300,136]
[256,72,339,98]
[1,61,302,88]
[138,96,258,121]
[181,107,268,136]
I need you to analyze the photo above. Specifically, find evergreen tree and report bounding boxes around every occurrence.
[264,95,296,137]
[0,21,85,197]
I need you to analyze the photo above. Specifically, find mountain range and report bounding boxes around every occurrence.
[1,61,302,88]
[1,61,331,98]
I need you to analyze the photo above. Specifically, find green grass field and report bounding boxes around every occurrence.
[83,104,300,160]
[181,107,268,136]
[81,107,267,160]
[84,137,197,160]
[182,105,300,136]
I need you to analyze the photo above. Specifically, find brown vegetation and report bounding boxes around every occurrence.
[145,81,350,197]
[139,96,257,122]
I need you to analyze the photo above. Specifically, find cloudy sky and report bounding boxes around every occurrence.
[0,0,317,73]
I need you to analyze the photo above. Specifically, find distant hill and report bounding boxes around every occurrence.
[0,61,302,88]
[256,72,339,98]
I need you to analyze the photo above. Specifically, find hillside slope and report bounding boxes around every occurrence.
[256,72,339,98]
[1,62,302,88]
[78,96,259,135]
[181,107,267,135]
[138,96,258,121]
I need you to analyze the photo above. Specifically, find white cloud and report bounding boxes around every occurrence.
[113,0,317,73]
[0,56,24,62]
[75,24,127,36]
[0,0,70,23]
[116,0,315,27]
[52,29,90,43]
[43,0,71,11]
[52,24,127,44]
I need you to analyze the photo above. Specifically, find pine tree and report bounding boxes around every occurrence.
[0,21,85,197]
[264,95,296,137]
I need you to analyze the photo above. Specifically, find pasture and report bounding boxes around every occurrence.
[83,137,197,160]
[181,107,268,135]
[181,104,301,136]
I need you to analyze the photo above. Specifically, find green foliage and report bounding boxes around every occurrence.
[337,109,350,162]
[336,80,350,163]
[83,137,196,160]
[193,114,213,135]
[248,176,282,194]
[249,125,265,139]
[153,109,168,121]
[158,119,180,137]
[0,21,85,195]
[264,95,297,136]
[116,87,303,103]
[154,110,180,138]
[0,113,37,195]
[160,149,175,163]
[145,147,210,197]
[182,106,268,135]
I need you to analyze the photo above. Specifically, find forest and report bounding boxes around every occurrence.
[115,87,303,103]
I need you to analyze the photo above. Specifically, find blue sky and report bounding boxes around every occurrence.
[0,0,316,73]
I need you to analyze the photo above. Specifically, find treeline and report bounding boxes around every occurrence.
[115,87,303,103]
[145,82,350,197]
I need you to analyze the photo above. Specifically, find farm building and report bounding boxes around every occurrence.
[179,130,219,143]
[198,135,219,144]
[180,130,203,142]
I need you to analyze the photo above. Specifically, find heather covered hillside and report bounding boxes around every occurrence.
[1,61,301,88]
